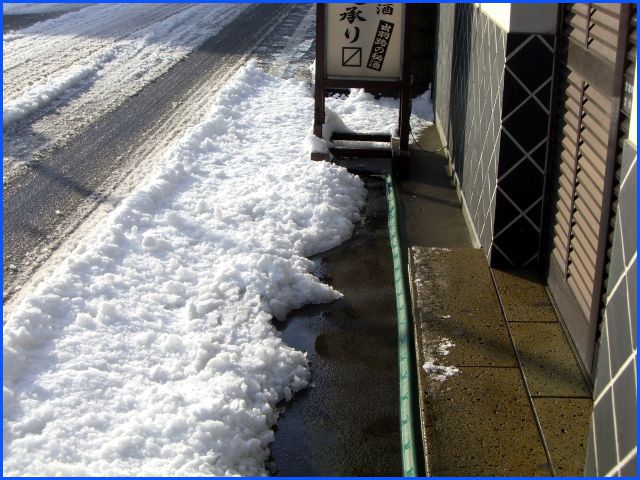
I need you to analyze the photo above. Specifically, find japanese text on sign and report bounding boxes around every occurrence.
[325,3,404,80]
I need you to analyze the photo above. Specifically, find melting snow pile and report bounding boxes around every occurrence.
[3,61,366,476]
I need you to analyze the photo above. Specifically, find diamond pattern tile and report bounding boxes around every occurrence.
[435,6,552,268]
[492,33,553,267]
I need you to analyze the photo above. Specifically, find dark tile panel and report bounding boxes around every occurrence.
[592,389,619,475]
[619,454,637,476]
[493,188,521,235]
[502,98,549,151]
[585,426,598,474]
[491,33,553,268]
[628,260,636,350]
[492,214,540,267]
[593,320,612,398]
[499,158,544,212]
[607,212,626,295]
[619,139,636,188]
[618,159,636,264]
[613,361,637,460]
[506,34,554,92]
[605,275,632,375]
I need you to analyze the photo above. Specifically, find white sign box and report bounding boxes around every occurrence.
[325,3,405,81]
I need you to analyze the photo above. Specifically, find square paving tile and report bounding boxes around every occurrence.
[422,366,551,476]
[534,397,593,476]
[492,268,559,322]
[510,323,591,397]
[410,248,517,367]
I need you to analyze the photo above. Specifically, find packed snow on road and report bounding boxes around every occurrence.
[3,3,249,180]
[2,3,87,15]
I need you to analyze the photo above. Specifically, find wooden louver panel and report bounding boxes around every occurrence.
[546,3,632,376]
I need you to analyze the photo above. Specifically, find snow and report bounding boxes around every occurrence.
[3,3,250,176]
[3,60,367,476]
[2,3,89,15]
[3,55,106,127]
[310,86,435,153]
[423,359,459,383]
[423,339,459,382]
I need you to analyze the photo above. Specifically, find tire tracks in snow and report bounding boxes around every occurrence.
[3,3,315,313]
[3,4,248,180]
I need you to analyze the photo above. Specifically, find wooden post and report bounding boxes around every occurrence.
[313,3,326,140]
[398,3,413,156]
[311,4,329,161]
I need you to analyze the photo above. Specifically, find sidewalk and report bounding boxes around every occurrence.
[402,126,592,476]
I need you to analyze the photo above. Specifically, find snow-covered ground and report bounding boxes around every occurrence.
[2,3,89,15]
[3,3,249,179]
[3,5,435,467]
[3,60,370,476]
[4,57,435,473]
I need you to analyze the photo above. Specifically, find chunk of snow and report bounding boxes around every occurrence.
[423,358,459,382]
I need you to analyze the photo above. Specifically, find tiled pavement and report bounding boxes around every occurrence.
[403,127,592,476]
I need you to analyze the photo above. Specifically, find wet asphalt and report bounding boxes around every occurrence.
[270,176,402,476]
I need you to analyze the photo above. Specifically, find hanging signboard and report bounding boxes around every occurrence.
[325,3,405,80]
[313,3,413,166]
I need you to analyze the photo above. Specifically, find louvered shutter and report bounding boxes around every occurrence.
[545,3,634,378]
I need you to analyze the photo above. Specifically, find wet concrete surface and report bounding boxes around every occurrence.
[269,176,402,476]
[404,126,593,475]
[400,126,472,249]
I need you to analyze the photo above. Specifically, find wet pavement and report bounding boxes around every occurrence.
[405,126,592,476]
[269,176,402,476]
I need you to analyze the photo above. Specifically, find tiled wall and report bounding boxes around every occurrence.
[585,141,637,476]
[433,4,636,476]
[433,4,553,267]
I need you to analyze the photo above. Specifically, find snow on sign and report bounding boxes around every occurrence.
[325,3,404,80]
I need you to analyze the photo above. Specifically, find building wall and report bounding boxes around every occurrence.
[433,4,554,267]
[585,67,637,476]
[434,3,636,476]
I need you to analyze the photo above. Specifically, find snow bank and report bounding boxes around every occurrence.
[2,3,87,15]
[3,60,366,476]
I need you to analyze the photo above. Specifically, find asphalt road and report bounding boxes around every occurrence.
[3,4,315,304]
